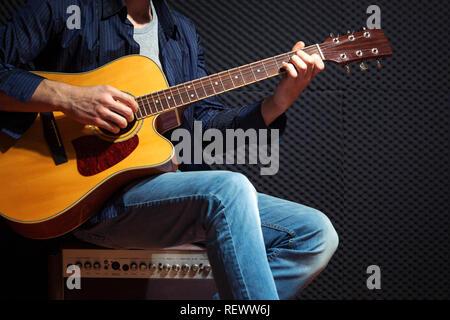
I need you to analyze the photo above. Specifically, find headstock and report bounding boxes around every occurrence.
[319,28,392,73]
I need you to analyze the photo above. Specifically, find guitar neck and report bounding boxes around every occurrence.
[135,44,323,120]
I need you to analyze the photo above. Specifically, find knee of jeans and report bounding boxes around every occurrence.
[204,171,258,225]
[293,209,339,271]
[215,171,257,200]
[312,211,339,270]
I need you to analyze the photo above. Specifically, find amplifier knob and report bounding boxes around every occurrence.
[139,263,147,271]
[191,264,199,272]
[203,265,211,274]
[149,263,157,272]
[75,261,82,269]
[94,262,101,269]
[182,264,190,272]
[162,264,171,272]
[130,263,137,271]
[172,264,181,272]
[84,261,92,269]
[122,264,129,271]
[112,261,120,270]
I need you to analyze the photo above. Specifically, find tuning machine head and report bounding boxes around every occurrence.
[345,65,351,74]
[359,62,368,71]
[377,59,382,69]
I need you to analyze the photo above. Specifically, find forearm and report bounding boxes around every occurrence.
[0,78,139,134]
[261,95,286,126]
[0,79,71,113]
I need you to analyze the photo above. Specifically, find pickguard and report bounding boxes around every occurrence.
[72,135,139,177]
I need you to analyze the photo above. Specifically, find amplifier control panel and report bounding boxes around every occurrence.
[62,247,213,279]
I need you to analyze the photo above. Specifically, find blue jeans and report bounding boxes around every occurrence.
[73,170,338,299]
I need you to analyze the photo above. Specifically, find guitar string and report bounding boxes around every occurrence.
[136,35,378,109]
[135,49,376,119]
[135,36,385,118]
[134,47,317,118]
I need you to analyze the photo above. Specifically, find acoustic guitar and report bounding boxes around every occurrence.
[0,29,392,239]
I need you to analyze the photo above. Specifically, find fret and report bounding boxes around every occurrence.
[230,68,245,87]
[155,91,167,112]
[271,56,283,70]
[172,85,184,106]
[215,73,227,92]
[148,96,158,114]
[210,74,226,93]
[303,46,318,56]
[263,57,281,76]
[180,83,192,103]
[251,62,267,81]
[136,103,144,119]
[201,78,215,97]
[247,64,258,82]
[191,80,206,100]
[185,82,198,102]
[136,99,144,118]
[280,52,292,64]
[162,90,172,109]
[140,98,149,116]
[149,93,158,112]
[238,66,253,85]
[260,60,270,77]
[224,70,236,90]
[144,96,154,114]
[274,54,289,70]
[163,89,176,109]
[207,76,219,95]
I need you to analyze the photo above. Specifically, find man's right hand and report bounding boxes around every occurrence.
[0,79,139,135]
[59,83,139,134]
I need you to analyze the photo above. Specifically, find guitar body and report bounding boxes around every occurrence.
[0,56,178,239]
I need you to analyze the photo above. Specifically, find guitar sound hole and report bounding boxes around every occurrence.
[99,117,137,137]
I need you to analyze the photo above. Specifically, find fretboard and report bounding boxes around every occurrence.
[135,44,322,120]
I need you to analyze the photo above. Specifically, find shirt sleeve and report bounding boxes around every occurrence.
[0,0,59,103]
[191,28,287,137]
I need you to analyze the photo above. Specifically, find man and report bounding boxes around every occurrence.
[0,0,338,299]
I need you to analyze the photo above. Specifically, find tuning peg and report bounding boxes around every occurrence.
[330,33,335,37]
[347,30,351,34]
[359,62,368,71]
[345,65,351,74]
[377,59,382,69]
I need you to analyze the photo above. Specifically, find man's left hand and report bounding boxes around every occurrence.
[261,41,325,125]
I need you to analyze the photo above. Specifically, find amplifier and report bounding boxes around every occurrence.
[48,243,217,300]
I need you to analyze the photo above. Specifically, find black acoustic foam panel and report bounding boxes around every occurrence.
[0,0,448,299]
[167,0,449,300]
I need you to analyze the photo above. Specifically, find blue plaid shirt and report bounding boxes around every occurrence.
[0,0,286,170]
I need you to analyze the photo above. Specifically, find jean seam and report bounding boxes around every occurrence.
[261,222,298,253]
[266,248,281,262]
[124,193,224,210]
